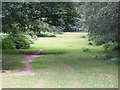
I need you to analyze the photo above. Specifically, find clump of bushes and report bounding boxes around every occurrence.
[28,31,38,40]
[2,34,31,49]
[13,34,31,49]
[95,40,105,45]
[103,42,118,52]
[36,31,56,37]
[25,35,35,44]
[88,42,93,45]
[2,36,16,49]
[102,42,120,64]
[104,52,119,64]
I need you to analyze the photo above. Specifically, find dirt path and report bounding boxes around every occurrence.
[13,55,41,76]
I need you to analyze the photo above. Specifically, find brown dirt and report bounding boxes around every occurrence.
[2,55,43,76]
[13,55,41,76]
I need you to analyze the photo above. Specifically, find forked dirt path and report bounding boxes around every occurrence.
[1,55,41,76]
[13,55,41,76]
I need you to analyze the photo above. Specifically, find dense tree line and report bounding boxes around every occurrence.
[2,2,78,34]
[2,2,119,51]
[79,2,118,45]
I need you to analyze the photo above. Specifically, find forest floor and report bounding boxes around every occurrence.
[1,32,118,88]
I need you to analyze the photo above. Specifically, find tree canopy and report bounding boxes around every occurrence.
[2,2,119,45]
[79,2,118,44]
[2,2,79,34]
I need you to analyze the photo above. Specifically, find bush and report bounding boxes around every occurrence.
[13,34,30,49]
[24,35,35,44]
[95,40,105,45]
[88,42,93,45]
[36,32,56,37]
[2,34,31,49]
[37,33,49,37]
[82,47,91,52]
[102,42,119,64]
[103,42,118,52]
[2,36,16,49]
[104,51,119,64]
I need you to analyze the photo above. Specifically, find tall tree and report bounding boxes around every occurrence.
[2,2,79,34]
[79,2,118,44]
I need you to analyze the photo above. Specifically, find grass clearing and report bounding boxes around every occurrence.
[2,32,118,88]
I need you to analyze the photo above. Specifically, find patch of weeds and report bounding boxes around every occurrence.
[82,47,91,52]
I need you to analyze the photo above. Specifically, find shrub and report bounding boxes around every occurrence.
[36,32,56,37]
[88,42,93,45]
[95,40,105,45]
[28,31,34,37]
[37,33,49,37]
[2,36,16,49]
[103,42,118,52]
[48,34,56,37]
[104,51,119,64]
[2,34,31,49]
[13,34,30,49]
[82,47,91,52]
[24,35,35,44]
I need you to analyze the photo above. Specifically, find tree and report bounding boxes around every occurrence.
[79,2,118,45]
[2,2,79,34]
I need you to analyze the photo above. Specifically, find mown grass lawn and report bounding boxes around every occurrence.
[2,32,118,88]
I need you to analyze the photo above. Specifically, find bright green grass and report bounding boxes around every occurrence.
[2,32,118,88]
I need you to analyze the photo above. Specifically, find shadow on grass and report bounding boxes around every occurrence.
[2,49,25,70]
[2,48,68,70]
[22,48,68,55]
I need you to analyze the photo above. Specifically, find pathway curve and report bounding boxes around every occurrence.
[13,55,40,76]
[13,50,44,76]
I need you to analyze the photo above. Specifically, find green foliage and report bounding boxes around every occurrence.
[24,34,35,44]
[82,47,91,52]
[101,42,119,64]
[79,2,118,44]
[2,2,78,34]
[36,31,56,37]
[104,51,119,64]
[2,34,31,49]
[2,35,16,49]
[103,42,118,52]
[13,34,31,49]
[88,42,93,45]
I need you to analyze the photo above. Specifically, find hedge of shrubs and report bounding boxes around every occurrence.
[2,34,31,49]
